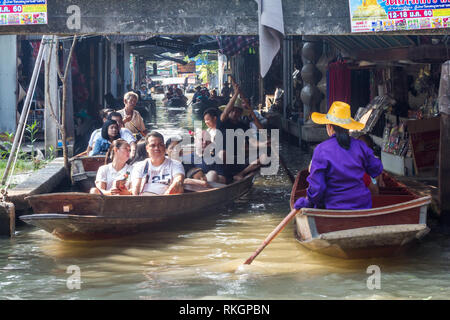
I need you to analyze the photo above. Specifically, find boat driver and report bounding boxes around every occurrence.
[293,101,383,211]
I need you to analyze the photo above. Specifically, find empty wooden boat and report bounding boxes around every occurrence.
[20,172,257,241]
[70,155,106,193]
[290,170,431,259]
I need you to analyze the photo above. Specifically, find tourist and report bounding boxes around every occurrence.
[203,107,221,145]
[85,108,114,155]
[107,112,137,160]
[192,130,226,184]
[192,85,202,103]
[221,81,232,98]
[89,119,121,156]
[90,139,132,195]
[118,91,148,137]
[293,101,383,211]
[130,131,185,195]
[218,80,264,182]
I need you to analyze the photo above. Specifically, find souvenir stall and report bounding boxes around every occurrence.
[353,62,442,177]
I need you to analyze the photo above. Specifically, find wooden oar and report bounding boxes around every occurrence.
[244,208,300,265]
[243,149,298,265]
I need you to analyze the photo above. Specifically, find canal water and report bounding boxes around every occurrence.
[1,95,450,300]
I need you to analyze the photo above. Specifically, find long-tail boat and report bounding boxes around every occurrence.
[20,172,257,241]
[290,169,431,258]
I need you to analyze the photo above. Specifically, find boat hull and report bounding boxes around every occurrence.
[21,172,256,240]
[290,170,431,259]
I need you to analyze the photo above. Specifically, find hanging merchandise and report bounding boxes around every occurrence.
[353,95,394,134]
[328,61,351,108]
[382,121,410,157]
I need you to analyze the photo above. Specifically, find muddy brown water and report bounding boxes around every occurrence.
[1,96,450,300]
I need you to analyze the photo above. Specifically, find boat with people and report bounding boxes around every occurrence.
[167,96,188,109]
[290,169,431,259]
[20,171,257,241]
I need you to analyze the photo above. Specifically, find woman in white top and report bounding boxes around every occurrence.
[203,107,219,143]
[90,139,133,195]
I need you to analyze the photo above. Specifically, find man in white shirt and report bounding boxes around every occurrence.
[131,131,185,195]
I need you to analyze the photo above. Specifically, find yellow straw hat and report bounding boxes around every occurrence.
[218,96,250,116]
[311,101,365,131]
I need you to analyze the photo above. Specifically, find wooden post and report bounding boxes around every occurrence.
[439,113,450,224]
[62,39,74,153]
[44,36,59,155]
[0,201,15,237]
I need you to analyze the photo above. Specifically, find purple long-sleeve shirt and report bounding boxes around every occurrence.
[294,135,383,210]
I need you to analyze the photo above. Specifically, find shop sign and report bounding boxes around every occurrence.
[177,62,196,74]
[349,0,450,33]
[0,0,47,26]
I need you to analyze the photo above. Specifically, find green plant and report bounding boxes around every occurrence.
[46,145,56,162]
[0,131,14,160]
[25,120,40,169]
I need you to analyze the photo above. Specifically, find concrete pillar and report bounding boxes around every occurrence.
[124,44,131,92]
[300,36,328,143]
[0,201,15,237]
[218,53,227,93]
[300,36,322,122]
[44,36,59,155]
[110,42,118,97]
[282,36,293,120]
[0,35,17,134]
[62,40,74,144]
[98,39,104,106]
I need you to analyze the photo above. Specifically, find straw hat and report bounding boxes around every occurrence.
[218,96,250,116]
[311,101,365,131]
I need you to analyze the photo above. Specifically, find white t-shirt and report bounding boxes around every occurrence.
[207,127,217,143]
[131,157,185,195]
[88,129,101,147]
[88,128,136,148]
[95,163,132,190]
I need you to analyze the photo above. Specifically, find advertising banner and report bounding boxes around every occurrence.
[349,0,450,33]
[0,0,47,26]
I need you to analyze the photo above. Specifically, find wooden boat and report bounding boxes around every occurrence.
[70,155,106,193]
[20,172,257,241]
[290,169,431,259]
